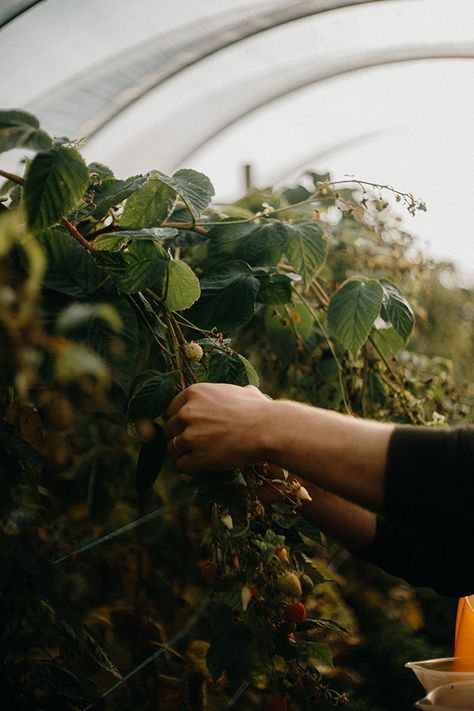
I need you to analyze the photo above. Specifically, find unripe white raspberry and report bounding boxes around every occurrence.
[184,342,203,362]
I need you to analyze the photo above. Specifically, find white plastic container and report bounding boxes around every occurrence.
[415,680,474,709]
[406,658,474,692]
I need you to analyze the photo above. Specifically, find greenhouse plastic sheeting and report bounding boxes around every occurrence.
[1,0,474,273]
[1,0,472,173]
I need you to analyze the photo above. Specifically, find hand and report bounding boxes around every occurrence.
[164,383,271,473]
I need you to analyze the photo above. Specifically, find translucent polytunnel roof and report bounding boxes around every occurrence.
[2,0,474,280]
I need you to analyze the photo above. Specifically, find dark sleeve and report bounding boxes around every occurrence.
[361,516,474,597]
[360,425,474,597]
[384,426,474,532]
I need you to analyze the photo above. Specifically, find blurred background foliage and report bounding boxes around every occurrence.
[0,149,473,711]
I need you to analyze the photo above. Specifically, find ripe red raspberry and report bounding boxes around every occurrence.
[284,602,306,623]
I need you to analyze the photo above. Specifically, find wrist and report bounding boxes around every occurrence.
[256,398,290,462]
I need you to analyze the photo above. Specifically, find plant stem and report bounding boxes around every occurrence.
[0,168,24,185]
[162,221,208,235]
[295,290,353,416]
[368,334,423,424]
[62,217,95,250]
[128,295,174,361]
[164,309,186,391]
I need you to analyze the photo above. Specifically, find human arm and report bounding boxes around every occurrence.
[164,383,393,512]
[265,473,474,597]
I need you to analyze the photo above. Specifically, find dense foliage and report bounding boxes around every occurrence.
[0,109,472,710]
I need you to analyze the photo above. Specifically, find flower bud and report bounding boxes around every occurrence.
[295,486,312,502]
[276,545,289,564]
[220,513,233,530]
[241,585,252,611]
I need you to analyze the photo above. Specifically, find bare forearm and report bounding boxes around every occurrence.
[165,384,394,513]
[298,480,377,552]
[261,399,394,513]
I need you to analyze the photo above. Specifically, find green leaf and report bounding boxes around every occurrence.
[371,326,404,359]
[24,147,89,230]
[238,354,260,387]
[87,161,114,178]
[285,222,328,286]
[256,271,293,305]
[380,279,415,343]
[84,295,140,392]
[208,349,249,386]
[87,175,147,220]
[328,277,383,357]
[128,370,178,421]
[0,109,39,129]
[157,169,214,219]
[94,239,169,293]
[55,343,110,384]
[264,305,313,366]
[294,641,333,666]
[164,259,201,311]
[94,228,177,251]
[136,425,167,494]
[0,109,52,154]
[299,618,349,636]
[206,617,253,683]
[120,177,173,228]
[56,302,122,334]
[0,420,44,465]
[38,226,103,296]
[186,261,260,332]
[207,221,287,267]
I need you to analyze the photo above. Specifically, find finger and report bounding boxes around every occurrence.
[175,453,200,474]
[163,413,185,441]
[165,388,189,419]
[166,433,190,458]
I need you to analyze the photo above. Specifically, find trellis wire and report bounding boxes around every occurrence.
[82,598,210,711]
[53,505,170,564]
[228,679,251,706]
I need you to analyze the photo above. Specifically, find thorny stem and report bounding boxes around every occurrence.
[62,217,95,251]
[169,314,198,384]
[295,290,353,416]
[164,309,186,391]
[128,295,174,361]
[310,279,330,306]
[328,178,427,214]
[143,290,169,331]
[0,168,24,185]
[192,178,425,228]
[368,334,424,424]
[162,221,208,235]
[173,312,214,335]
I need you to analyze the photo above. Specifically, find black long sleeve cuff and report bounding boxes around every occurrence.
[360,425,474,597]
[362,516,474,597]
[384,426,474,532]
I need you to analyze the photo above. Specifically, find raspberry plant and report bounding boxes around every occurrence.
[0,109,470,710]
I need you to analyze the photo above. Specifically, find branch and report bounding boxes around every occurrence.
[162,221,209,236]
[0,168,24,185]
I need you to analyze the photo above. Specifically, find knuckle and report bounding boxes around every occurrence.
[180,431,192,447]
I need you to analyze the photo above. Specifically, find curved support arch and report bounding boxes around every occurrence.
[159,44,474,170]
[0,0,43,29]
[25,0,388,138]
[270,129,396,187]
